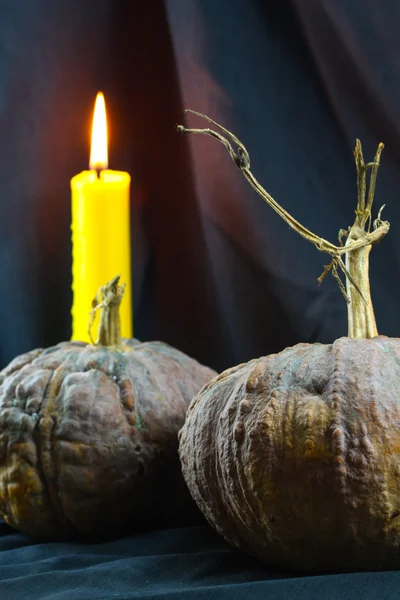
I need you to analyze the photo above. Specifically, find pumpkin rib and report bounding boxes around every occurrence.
[235,364,268,537]
[38,358,75,534]
[215,382,244,540]
[3,361,60,535]
[49,360,139,533]
[330,339,348,505]
[0,349,43,382]
[363,343,392,527]
[99,352,138,432]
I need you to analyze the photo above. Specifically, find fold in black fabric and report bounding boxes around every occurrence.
[1,520,400,600]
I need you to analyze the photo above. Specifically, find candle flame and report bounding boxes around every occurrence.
[89,92,108,171]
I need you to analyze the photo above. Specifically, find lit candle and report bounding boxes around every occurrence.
[71,92,132,342]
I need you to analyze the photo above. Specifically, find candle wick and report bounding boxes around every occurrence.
[90,167,102,179]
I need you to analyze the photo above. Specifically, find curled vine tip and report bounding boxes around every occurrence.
[176,109,251,170]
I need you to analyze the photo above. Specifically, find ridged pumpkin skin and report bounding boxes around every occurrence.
[0,338,215,540]
[179,336,400,572]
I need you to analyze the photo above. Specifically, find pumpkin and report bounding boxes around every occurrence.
[177,113,396,572]
[0,276,216,540]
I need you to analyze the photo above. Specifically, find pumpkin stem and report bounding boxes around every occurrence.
[88,275,125,346]
[177,112,389,339]
[344,141,384,338]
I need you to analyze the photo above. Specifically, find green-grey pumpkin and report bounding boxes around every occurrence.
[0,277,215,540]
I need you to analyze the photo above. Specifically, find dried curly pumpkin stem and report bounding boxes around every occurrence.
[177,110,390,339]
[88,275,125,346]
[344,141,385,338]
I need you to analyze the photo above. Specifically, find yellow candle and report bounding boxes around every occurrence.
[71,92,132,342]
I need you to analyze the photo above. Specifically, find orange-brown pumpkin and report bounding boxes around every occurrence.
[179,336,400,572]
[178,114,395,572]
[0,278,215,540]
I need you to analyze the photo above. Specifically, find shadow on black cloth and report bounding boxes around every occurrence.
[1,520,400,600]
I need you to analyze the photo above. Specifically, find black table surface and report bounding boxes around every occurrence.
[1,520,399,600]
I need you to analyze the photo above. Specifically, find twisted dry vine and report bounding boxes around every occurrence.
[177,110,390,338]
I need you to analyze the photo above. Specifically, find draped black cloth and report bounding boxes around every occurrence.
[2,0,400,373]
[1,0,400,597]
[1,520,399,600]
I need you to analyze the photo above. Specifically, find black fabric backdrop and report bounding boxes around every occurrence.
[1,0,400,598]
